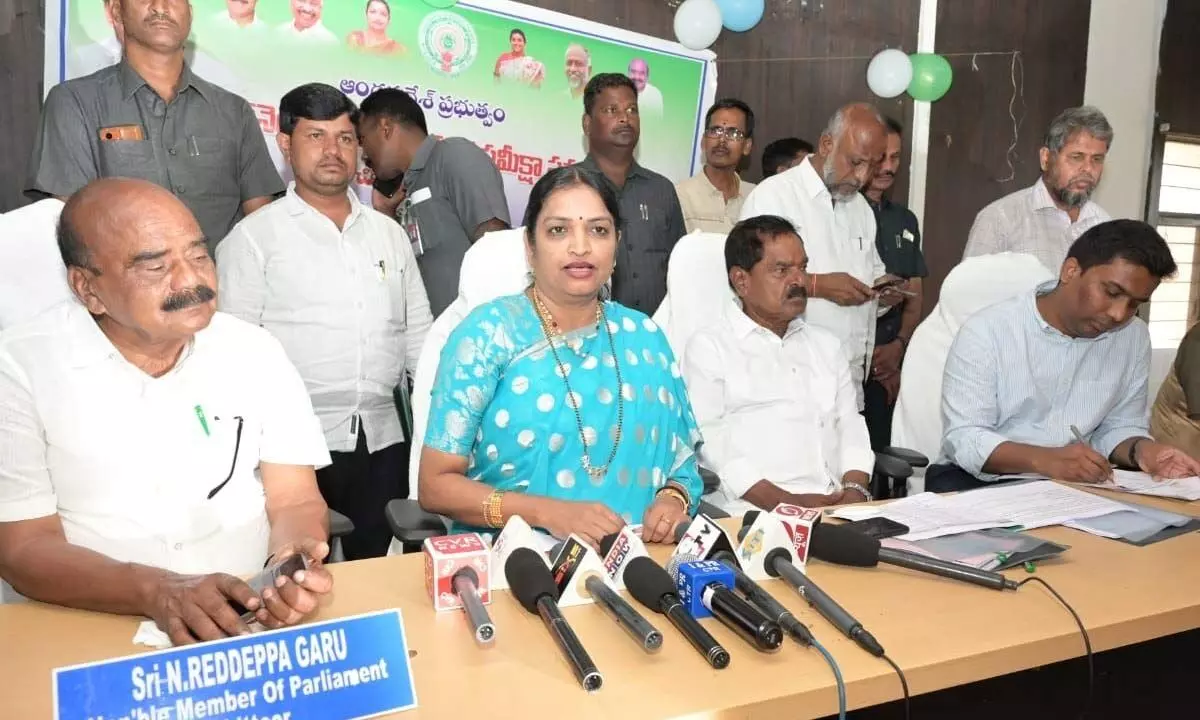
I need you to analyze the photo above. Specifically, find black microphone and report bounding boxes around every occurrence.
[451,566,495,644]
[763,546,886,657]
[667,554,784,652]
[505,548,603,692]
[710,549,814,647]
[810,523,1019,591]
[624,557,731,669]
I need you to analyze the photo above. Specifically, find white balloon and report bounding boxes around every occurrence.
[867,48,914,99]
[674,0,723,50]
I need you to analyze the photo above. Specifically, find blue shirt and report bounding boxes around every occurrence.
[940,281,1150,478]
[425,294,703,532]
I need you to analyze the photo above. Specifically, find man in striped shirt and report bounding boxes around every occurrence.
[933,220,1200,492]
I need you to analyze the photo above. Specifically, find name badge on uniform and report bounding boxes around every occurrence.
[399,195,426,258]
[98,125,145,142]
[899,229,915,248]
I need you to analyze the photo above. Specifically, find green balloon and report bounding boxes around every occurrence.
[423,0,459,7]
[907,53,953,102]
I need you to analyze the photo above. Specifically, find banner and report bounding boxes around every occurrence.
[46,0,717,223]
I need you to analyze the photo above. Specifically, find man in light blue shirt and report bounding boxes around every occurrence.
[934,220,1200,492]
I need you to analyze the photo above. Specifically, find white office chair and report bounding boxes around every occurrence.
[385,227,530,550]
[892,252,1054,492]
[0,199,72,332]
[653,231,734,369]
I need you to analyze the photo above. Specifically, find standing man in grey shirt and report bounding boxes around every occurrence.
[26,0,283,256]
[576,73,686,314]
[357,88,511,317]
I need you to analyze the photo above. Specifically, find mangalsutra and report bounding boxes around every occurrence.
[531,287,623,480]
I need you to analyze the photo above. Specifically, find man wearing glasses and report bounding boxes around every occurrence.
[0,179,333,645]
[575,73,686,314]
[675,98,756,234]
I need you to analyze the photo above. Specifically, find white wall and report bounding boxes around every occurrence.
[1083,0,1169,221]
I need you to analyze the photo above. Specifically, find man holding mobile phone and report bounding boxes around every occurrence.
[862,117,927,450]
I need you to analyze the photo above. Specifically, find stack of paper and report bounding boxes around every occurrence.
[830,481,1131,540]
[1102,469,1200,501]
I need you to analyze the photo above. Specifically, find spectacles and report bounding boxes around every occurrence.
[704,126,747,141]
[207,416,244,500]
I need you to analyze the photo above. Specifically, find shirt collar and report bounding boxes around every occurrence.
[726,299,807,340]
[118,59,209,102]
[796,157,831,201]
[1031,177,1101,220]
[579,155,647,182]
[67,302,199,371]
[409,135,438,172]
[1027,279,1110,342]
[698,168,745,198]
[282,181,365,228]
[864,193,891,212]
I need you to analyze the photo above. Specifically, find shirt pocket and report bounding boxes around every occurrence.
[98,138,157,179]
[182,136,238,199]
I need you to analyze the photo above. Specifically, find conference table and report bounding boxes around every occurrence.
[3,488,1199,719]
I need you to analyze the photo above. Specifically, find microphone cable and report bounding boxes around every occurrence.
[880,653,910,720]
[1018,576,1093,717]
[809,637,847,720]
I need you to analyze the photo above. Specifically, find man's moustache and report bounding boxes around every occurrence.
[787,285,807,299]
[161,285,216,312]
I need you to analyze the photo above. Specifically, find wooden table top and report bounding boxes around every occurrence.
[3,487,1198,719]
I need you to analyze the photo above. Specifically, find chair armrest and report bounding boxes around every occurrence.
[878,446,930,468]
[874,453,914,480]
[328,509,355,538]
[385,499,449,545]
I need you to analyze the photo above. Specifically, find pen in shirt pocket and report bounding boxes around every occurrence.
[377,260,387,280]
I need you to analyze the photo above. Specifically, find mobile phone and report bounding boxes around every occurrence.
[232,553,312,622]
[872,277,903,291]
[373,172,404,199]
[845,517,910,539]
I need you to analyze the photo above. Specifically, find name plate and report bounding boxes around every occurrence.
[54,609,417,720]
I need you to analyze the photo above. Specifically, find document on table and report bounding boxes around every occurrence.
[828,492,1015,541]
[1101,469,1200,501]
[944,480,1127,530]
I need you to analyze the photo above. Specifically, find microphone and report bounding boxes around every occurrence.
[451,566,495,645]
[551,539,662,652]
[810,523,1019,591]
[668,554,784,653]
[506,548,603,692]
[624,556,731,669]
[710,549,814,647]
[585,574,664,652]
[762,546,885,657]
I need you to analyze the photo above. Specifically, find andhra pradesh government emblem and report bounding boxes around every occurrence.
[418,11,479,77]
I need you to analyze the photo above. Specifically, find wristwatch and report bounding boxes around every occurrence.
[841,481,872,501]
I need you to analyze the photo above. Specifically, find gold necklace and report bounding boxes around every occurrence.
[531,287,624,480]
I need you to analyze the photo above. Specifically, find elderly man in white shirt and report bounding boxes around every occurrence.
[277,0,337,43]
[963,106,1113,271]
[0,178,333,644]
[739,102,896,409]
[219,83,432,560]
[686,216,874,515]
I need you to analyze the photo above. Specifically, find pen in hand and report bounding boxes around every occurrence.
[1070,424,1113,480]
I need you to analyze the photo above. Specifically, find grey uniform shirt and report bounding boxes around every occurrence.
[576,156,686,314]
[26,61,284,254]
[399,136,510,317]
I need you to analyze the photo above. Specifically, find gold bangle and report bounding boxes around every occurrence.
[664,481,693,509]
[656,487,688,512]
[483,490,506,528]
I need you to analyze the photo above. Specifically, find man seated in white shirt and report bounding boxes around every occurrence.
[739,102,901,409]
[219,83,433,560]
[685,215,874,515]
[0,178,333,644]
[936,220,1200,492]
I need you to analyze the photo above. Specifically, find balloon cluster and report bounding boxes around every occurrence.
[674,0,764,50]
[866,49,953,102]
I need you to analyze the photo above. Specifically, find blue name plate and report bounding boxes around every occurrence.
[54,609,417,720]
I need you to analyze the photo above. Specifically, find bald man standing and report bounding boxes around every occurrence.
[0,179,332,644]
[740,103,898,410]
